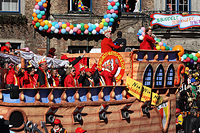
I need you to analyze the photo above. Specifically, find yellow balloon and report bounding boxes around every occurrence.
[62,24,67,29]
[100,22,103,25]
[44,20,49,25]
[102,19,105,23]
[156,46,160,50]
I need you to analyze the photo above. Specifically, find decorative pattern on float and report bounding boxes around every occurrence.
[32,0,119,35]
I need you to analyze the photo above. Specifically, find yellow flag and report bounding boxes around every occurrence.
[156,96,163,106]
[151,92,160,105]
[141,86,152,102]
[126,77,143,100]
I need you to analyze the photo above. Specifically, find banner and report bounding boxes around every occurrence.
[126,77,143,100]
[151,92,160,106]
[157,102,168,128]
[141,86,151,102]
[150,13,200,30]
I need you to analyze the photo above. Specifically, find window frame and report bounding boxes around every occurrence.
[0,0,20,13]
[143,64,153,88]
[120,0,141,13]
[166,64,175,87]
[154,64,164,88]
[68,0,92,13]
[165,0,191,13]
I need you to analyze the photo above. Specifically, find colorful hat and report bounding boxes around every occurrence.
[5,42,10,45]
[38,56,46,65]
[176,108,181,113]
[61,55,68,60]
[191,78,196,83]
[80,67,85,72]
[97,68,102,71]
[54,119,61,125]
[75,127,86,133]
[85,68,92,73]
[102,27,112,35]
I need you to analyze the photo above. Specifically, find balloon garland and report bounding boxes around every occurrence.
[136,27,173,51]
[182,52,200,64]
[32,0,119,35]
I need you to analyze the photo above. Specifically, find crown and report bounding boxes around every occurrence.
[38,56,46,65]
[27,61,33,68]
[102,27,112,35]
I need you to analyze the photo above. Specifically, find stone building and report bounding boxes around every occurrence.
[0,0,199,56]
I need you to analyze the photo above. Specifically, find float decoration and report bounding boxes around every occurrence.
[32,0,119,35]
[181,52,200,64]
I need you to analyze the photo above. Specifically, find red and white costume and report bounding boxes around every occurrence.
[64,74,79,87]
[101,37,121,53]
[21,71,38,88]
[49,75,60,87]
[140,34,156,50]
[6,68,20,86]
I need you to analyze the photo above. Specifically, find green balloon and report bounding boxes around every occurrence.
[35,22,40,27]
[73,24,77,27]
[40,11,45,15]
[115,2,120,7]
[157,39,161,42]
[115,15,118,18]
[81,27,85,32]
[66,32,69,34]
[103,22,108,26]
[193,56,198,61]
[51,22,55,26]
[81,32,84,35]
[185,53,189,57]
[110,18,114,22]
[189,54,193,59]
[50,31,54,34]
[80,23,84,27]
[165,46,169,50]
[88,32,91,35]
[108,5,113,10]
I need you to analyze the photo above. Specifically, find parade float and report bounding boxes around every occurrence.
[0,48,184,133]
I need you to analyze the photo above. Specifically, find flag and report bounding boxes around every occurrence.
[141,86,151,102]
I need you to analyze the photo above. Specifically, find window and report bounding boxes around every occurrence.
[166,64,175,87]
[166,0,190,13]
[68,0,92,12]
[154,64,164,87]
[120,0,141,13]
[143,64,153,88]
[0,0,20,12]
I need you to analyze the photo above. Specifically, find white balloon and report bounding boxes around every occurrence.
[48,21,51,24]
[51,26,55,31]
[181,57,184,61]
[77,24,81,29]
[54,29,59,34]
[113,0,118,2]
[95,23,99,27]
[194,62,197,64]
[33,9,36,12]
[139,35,143,40]
[69,29,74,34]
[92,30,97,35]
[198,51,200,54]
[192,53,196,56]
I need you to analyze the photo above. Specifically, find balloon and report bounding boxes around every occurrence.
[172,45,184,57]
[138,29,143,34]
[115,2,120,7]
[88,23,92,27]
[41,15,46,19]
[197,58,200,63]
[103,26,108,31]
[44,25,48,30]
[39,26,43,31]
[88,27,93,32]
[104,14,107,19]
[186,57,190,62]
[35,9,40,14]
[66,22,70,26]
[92,24,96,29]
[40,11,45,15]
[107,10,110,14]
[189,54,193,59]
[99,24,103,29]
[196,53,200,58]
[160,46,165,51]
[157,39,161,42]
[96,27,100,32]
[159,42,163,46]
[41,0,46,3]
[76,24,81,29]
[113,0,118,2]
[110,18,114,22]
[107,2,111,6]
[107,14,111,18]
[37,14,42,19]
[190,59,194,64]
[58,29,61,34]
[139,35,143,40]
[108,5,113,10]
[154,37,157,41]
[38,2,43,6]
[66,27,70,32]
[54,29,59,34]
[141,28,146,33]
[165,46,169,50]
[36,0,40,2]
[108,22,113,26]
[32,21,36,25]
[108,0,113,2]
[81,27,85,32]
[114,10,118,14]
[84,29,89,34]
[80,23,84,27]
[55,24,59,29]
[169,47,172,50]
[58,22,62,27]
[47,28,51,33]
[100,29,103,34]
[103,22,108,26]
[44,20,49,25]
[33,17,38,22]
[73,24,77,27]
[105,18,110,22]
[35,5,39,10]
[110,9,114,13]
[193,56,198,61]
[113,5,118,10]
[95,23,99,27]
[61,29,66,34]
[156,46,160,50]
[34,25,38,29]
[51,26,55,31]
[43,3,47,8]
[39,6,44,11]
[32,13,37,17]
[111,1,115,6]
[62,24,67,29]
[70,25,74,29]
[182,54,187,59]
[111,13,116,18]
[77,29,81,34]
[69,29,73,34]
[38,19,43,23]
[142,32,145,37]
[35,22,40,27]
[72,27,78,32]
[163,43,167,47]
[102,19,105,23]
[92,30,97,35]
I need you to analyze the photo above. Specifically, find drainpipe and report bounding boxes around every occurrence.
[46,0,51,56]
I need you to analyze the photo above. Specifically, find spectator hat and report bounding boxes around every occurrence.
[75,127,86,133]
[191,78,196,83]
[176,108,181,113]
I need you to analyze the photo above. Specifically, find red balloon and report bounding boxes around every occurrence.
[96,27,100,32]
[46,28,51,33]
[58,29,61,34]
[198,58,200,63]
[186,57,190,62]
[42,15,46,19]
[111,1,115,6]
[32,21,36,25]
[114,10,118,14]
[77,29,81,34]
[107,10,110,14]
[66,22,70,27]
[35,3,38,5]
[183,59,186,62]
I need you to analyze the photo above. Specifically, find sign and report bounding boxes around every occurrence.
[141,86,151,102]
[98,51,125,82]
[157,102,168,128]
[126,77,143,100]
[150,13,200,30]
[151,92,160,106]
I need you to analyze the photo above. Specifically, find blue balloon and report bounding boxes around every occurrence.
[32,17,34,20]
[88,23,92,27]
[169,47,172,50]
[37,14,42,19]
[182,54,187,59]
[40,11,45,15]
[55,24,59,29]
[61,29,66,34]
[38,2,43,6]
[113,6,118,10]
[103,26,108,31]
[138,29,143,34]
[51,22,55,26]
[108,5,113,10]
[62,22,65,24]
[110,18,114,22]
[163,43,167,47]
[111,13,116,18]
[92,24,96,29]
[44,25,48,30]
[44,8,46,11]
[108,0,113,2]
[73,32,76,35]
[136,33,140,36]
[104,15,107,19]
[41,0,46,3]
[154,37,157,41]
[107,14,111,18]
[88,27,93,32]
[100,29,103,34]
[108,22,113,26]
[39,26,43,31]
[115,2,120,7]
[35,9,40,14]
[96,32,99,35]
[54,22,58,24]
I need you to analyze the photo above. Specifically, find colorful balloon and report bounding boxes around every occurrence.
[172,45,184,57]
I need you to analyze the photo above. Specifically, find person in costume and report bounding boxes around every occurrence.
[58,50,86,87]
[49,119,67,133]
[21,62,38,88]
[64,66,79,87]
[36,57,50,87]
[93,68,106,86]
[187,78,197,98]
[78,68,96,87]
[48,48,56,58]
[140,28,157,50]
[176,108,183,132]
[1,42,11,53]
[101,27,123,53]
[101,59,119,85]
[6,64,21,86]
[75,127,86,133]
[49,68,60,87]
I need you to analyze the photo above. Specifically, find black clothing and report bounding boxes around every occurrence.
[128,0,136,12]
[36,68,48,87]
[183,114,199,133]
[58,56,82,87]
[78,73,96,87]
[93,70,101,86]
[50,128,67,133]
[114,38,126,52]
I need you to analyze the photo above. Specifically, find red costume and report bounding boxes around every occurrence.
[101,64,118,85]
[49,76,60,87]
[21,71,38,88]
[101,37,121,53]
[6,68,20,86]
[64,74,79,87]
[140,34,156,50]
[1,46,10,53]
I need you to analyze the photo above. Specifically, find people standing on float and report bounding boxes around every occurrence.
[114,31,127,52]
[64,66,79,87]
[6,64,21,87]
[101,59,119,85]
[49,68,60,87]
[93,68,106,86]
[78,68,96,87]
[101,27,123,53]
[36,57,50,87]
[21,62,38,88]
[140,28,157,50]
[1,42,11,53]
[59,50,86,87]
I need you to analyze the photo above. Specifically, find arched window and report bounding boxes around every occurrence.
[155,64,164,87]
[143,64,153,88]
[166,64,175,87]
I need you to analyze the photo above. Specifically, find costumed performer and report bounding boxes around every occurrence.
[49,68,60,87]
[140,28,156,50]
[47,48,56,58]
[93,67,106,86]
[64,66,79,87]
[101,27,123,53]
[49,119,67,133]
[1,42,11,53]
[6,64,21,87]
[78,68,96,87]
